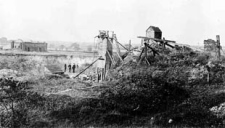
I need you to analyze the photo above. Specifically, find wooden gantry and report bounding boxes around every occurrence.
[137,36,176,65]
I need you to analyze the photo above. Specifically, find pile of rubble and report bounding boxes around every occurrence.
[210,102,225,117]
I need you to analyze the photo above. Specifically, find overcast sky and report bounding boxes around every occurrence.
[0,0,225,45]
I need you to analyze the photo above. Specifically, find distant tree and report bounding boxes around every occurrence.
[70,43,80,51]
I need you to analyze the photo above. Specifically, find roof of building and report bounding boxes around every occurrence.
[45,64,64,74]
[146,26,162,32]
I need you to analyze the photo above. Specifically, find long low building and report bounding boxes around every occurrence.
[11,41,48,52]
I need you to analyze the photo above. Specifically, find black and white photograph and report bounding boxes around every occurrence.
[1,0,225,127]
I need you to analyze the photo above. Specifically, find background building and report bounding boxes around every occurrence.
[0,37,11,50]
[11,41,48,52]
[204,39,217,52]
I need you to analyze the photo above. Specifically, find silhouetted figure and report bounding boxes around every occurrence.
[64,64,67,72]
[68,64,72,73]
[72,64,76,73]
[76,64,79,69]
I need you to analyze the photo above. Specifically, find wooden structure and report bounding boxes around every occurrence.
[74,30,129,82]
[96,30,113,81]
[75,26,177,81]
[95,30,131,81]
[137,26,176,65]
[146,26,162,39]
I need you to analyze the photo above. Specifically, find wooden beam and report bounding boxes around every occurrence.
[137,48,144,65]
[108,38,120,55]
[114,39,129,51]
[107,50,116,65]
[74,56,103,79]
[107,38,123,62]
[165,43,175,49]
[137,36,176,43]
[145,57,150,65]
[138,48,144,61]
[163,37,166,49]
[144,43,147,59]
[116,51,123,62]
[145,43,159,55]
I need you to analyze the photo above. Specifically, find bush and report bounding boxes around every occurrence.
[0,78,29,128]
[153,92,225,127]
[100,67,190,119]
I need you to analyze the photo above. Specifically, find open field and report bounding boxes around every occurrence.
[0,50,98,57]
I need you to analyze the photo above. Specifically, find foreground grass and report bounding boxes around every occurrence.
[1,74,225,128]
[2,52,225,127]
[19,74,224,128]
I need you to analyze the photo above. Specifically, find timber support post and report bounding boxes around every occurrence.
[216,35,221,61]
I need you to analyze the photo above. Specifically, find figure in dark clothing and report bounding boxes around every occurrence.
[64,64,67,72]
[72,64,76,73]
[68,64,72,73]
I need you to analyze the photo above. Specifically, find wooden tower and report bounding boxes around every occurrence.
[96,30,113,81]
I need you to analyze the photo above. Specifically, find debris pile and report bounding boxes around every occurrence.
[210,102,225,117]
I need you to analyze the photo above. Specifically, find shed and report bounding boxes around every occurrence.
[146,26,162,39]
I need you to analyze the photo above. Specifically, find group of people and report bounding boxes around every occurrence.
[64,63,79,73]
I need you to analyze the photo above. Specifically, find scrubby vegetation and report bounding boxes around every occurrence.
[1,52,225,128]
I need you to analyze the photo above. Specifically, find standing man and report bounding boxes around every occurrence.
[72,63,76,73]
[64,63,67,72]
[68,64,72,73]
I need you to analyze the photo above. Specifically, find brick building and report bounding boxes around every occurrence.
[204,39,217,52]
[11,41,47,52]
